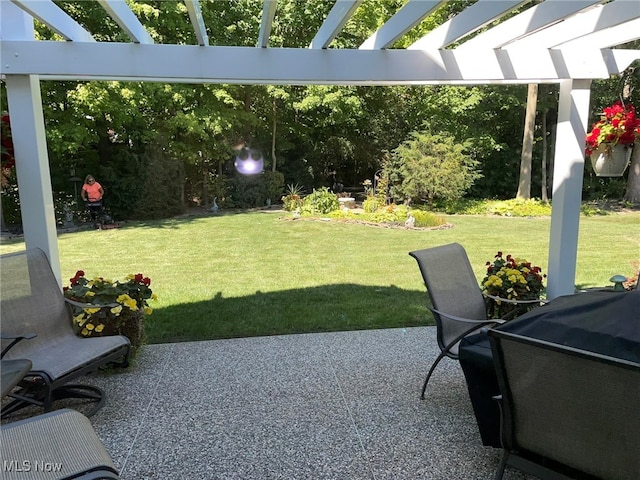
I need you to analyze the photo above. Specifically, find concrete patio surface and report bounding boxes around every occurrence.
[11,326,538,479]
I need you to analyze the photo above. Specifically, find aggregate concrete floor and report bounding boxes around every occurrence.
[80,326,536,479]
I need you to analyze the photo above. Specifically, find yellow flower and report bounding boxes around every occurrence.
[86,291,95,297]
[81,328,89,336]
[86,323,95,330]
[84,307,100,315]
[117,294,138,310]
[110,305,123,315]
[95,324,105,333]
[144,306,153,315]
[151,293,158,301]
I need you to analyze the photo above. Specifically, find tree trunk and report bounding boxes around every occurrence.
[624,140,640,203]
[517,84,538,199]
[271,97,277,172]
[622,72,639,203]
[541,108,549,202]
[202,160,209,208]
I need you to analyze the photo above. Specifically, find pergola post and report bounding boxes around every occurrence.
[5,74,61,286]
[2,0,61,284]
[547,79,592,299]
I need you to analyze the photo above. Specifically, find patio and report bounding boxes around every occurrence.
[71,326,534,479]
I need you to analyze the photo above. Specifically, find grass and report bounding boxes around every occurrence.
[1,209,639,344]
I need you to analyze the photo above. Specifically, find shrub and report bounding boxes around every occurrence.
[264,171,285,205]
[410,210,446,227]
[387,130,482,206]
[228,171,284,208]
[301,187,339,215]
[487,199,551,217]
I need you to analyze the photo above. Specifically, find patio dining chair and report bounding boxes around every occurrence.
[1,248,130,418]
[409,243,542,399]
[488,329,640,480]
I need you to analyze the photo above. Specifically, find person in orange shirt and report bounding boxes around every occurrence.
[81,174,104,224]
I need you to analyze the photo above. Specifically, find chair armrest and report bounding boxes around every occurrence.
[484,293,548,306]
[1,334,37,358]
[429,307,506,326]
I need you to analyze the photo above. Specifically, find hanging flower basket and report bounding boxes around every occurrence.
[589,144,632,177]
[585,101,639,177]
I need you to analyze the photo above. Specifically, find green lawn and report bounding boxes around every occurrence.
[1,210,638,344]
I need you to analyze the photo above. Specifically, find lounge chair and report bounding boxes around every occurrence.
[1,408,120,479]
[1,248,130,418]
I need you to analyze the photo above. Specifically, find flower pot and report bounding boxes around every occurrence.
[74,307,145,351]
[590,144,632,177]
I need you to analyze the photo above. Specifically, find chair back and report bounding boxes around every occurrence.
[409,243,487,356]
[1,248,129,381]
[489,329,640,480]
[1,249,71,353]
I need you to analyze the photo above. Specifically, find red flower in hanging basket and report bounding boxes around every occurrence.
[1,112,15,169]
[585,102,640,156]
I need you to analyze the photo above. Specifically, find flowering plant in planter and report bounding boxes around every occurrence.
[64,271,156,350]
[481,252,545,319]
[585,101,640,156]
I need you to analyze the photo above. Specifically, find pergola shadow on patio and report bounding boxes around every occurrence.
[78,326,535,479]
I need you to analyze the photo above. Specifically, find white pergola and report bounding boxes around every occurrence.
[1,0,639,298]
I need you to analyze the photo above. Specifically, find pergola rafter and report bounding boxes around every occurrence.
[1,0,639,297]
[9,0,95,42]
[97,0,154,44]
[184,0,208,46]
[310,0,362,49]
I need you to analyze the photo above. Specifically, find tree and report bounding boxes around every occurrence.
[621,61,640,203]
[387,131,482,207]
[516,84,538,199]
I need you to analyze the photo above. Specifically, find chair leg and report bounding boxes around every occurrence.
[51,384,105,417]
[420,351,448,399]
[494,450,508,480]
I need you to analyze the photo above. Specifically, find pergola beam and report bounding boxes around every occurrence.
[3,41,637,85]
[97,0,154,44]
[310,0,362,49]
[9,0,95,42]
[360,0,443,50]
